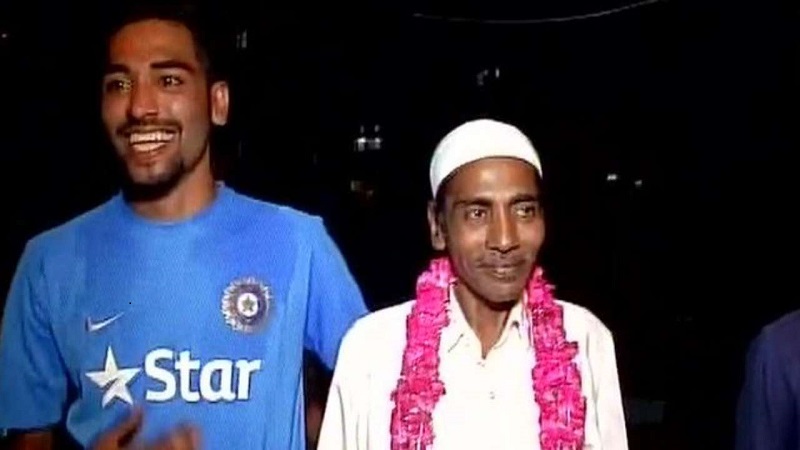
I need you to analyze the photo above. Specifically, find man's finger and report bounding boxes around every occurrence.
[91,408,143,449]
[188,426,201,449]
[149,424,201,450]
[171,424,201,450]
[116,408,144,446]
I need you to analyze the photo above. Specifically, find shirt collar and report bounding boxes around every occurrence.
[441,286,527,353]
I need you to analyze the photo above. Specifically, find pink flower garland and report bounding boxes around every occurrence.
[389,257,586,449]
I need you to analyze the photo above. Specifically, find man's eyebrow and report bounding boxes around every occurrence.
[452,198,492,208]
[104,63,129,75]
[509,193,540,204]
[452,194,540,208]
[151,59,196,73]
[103,60,197,76]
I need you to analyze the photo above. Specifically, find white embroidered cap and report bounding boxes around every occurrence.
[429,118,543,197]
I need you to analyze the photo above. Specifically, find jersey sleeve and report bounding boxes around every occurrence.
[0,241,69,435]
[735,329,797,450]
[303,218,369,370]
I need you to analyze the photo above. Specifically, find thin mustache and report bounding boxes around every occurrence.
[117,122,180,136]
[478,257,526,268]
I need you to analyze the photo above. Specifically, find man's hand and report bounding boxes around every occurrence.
[92,409,201,450]
[147,424,201,450]
[6,430,54,450]
[91,408,143,449]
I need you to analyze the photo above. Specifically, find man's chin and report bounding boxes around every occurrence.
[483,283,528,308]
[122,173,183,202]
[484,297,520,311]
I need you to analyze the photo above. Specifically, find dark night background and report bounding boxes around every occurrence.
[0,0,797,448]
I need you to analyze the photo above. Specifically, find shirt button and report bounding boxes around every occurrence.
[489,391,496,400]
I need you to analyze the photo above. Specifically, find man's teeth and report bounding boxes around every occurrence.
[128,131,175,153]
[129,131,175,144]
[132,142,166,152]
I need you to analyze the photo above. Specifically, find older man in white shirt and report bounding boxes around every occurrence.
[318,119,629,450]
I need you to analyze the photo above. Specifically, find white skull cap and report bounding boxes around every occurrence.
[429,118,543,197]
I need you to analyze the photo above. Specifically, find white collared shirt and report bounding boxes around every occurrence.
[318,296,628,450]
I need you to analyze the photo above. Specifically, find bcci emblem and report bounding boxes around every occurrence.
[221,277,271,333]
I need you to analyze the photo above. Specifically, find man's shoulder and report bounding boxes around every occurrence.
[555,299,618,350]
[339,301,414,352]
[25,198,117,258]
[557,300,612,335]
[228,189,327,235]
[762,309,800,338]
[752,309,800,358]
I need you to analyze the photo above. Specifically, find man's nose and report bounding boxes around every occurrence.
[128,82,158,119]
[486,208,520,253]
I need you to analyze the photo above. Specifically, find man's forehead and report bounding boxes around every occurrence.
[450,186,539,201]
[441,158,536,200]
[451,158,538,186]
[108,19,198,66]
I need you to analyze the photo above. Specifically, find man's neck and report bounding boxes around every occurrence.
[128,164,218,222]
[454,283,519,358]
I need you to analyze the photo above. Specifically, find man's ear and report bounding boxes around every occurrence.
[427,201,446,251]
[210,81,230,126]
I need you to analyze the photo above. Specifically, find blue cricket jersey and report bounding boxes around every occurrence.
[0,185,368,449]
[735,310,800,450]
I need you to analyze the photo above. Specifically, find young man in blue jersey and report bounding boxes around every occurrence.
[0,2,367,449]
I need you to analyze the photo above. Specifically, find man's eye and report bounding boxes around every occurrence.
[466,208,487,220]
[161,75,184,87]
[105,79,131,93]
[515,204,539,218]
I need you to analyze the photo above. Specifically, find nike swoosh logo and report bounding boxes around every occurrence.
[86,312,125,333]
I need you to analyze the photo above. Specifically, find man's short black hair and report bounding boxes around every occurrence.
[101,0,235,84]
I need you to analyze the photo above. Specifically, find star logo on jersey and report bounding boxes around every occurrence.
[221,277,271,334]
[86,346,141,407]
